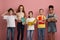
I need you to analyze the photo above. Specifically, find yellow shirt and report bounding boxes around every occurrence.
[37,15,46,28]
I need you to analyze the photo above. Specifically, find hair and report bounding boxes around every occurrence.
[8,8,14,12]
[16,5,26,17]
[49,5,54,10]
[7,8,15,15]
[28,11,33,18]
[39,8,44,12]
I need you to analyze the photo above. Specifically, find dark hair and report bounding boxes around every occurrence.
[49,5,54,10]
[16,5,26,17]
[8,8,14,12]
[28,11,33,18]
[39,8,44,12]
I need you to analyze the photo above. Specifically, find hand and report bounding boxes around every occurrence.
[51,18,57,22]
[22,22,25,25]
[1,11,8,16]
[17,19,21,22]
[47,18,51,22]
[4,11,8,14]
[51,17,55,20]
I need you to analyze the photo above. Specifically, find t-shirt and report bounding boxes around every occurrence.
[37,15,46,28]
[3,15,17,27]
[26,17,36,30]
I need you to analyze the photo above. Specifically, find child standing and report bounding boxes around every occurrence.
[2,8,17,40]
[37,9,46,40]
[26,11,36,40]
[47,5,57,40]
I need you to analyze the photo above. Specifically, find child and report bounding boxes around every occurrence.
[26,11,36,40]
[1,8,17,40]
[37,9,46,40]
[16,5,26,40]
[47,5,57,40]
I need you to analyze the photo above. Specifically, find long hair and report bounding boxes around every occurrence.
[16,5,26,17]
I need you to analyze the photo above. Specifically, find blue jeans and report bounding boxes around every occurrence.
[7,27,15,40]
[27,30,34,40]
[38,28,45,40]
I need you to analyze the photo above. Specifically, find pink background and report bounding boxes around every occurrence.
[0,0,60,40]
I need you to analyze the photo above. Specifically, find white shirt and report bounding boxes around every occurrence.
[26,17,35,30]
[3,15,17,27]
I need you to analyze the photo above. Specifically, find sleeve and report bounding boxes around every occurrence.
[14,15,17,20]
[54,14,57,19]
[46,15,49,19]
[37,16,39,20]
[3,15,8,19]
[34,18,36,23]
[43,16,46,20]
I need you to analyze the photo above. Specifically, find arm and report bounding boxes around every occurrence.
[1,11,8,20]
[46,15,52,22]
[32,18,37,25]
[51,17,57,22]
[1,11,8,17]
[47,18,52,22]
[51,14,57,22]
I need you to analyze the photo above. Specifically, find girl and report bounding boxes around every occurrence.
[26,11,36,40]
[37,9,46,40]
[47,5,57,40]
[2,8,17,40]
[16,5,26,40]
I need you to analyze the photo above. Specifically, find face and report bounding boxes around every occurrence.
[29,12,33,18]
[39,10,44,15]
[49,8,54,14]
[20,6,23,12]
[9,10,13,15]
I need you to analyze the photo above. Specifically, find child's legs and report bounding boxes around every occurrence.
[41,28,45,40]
[27,30,34,40]
[48,26,52,40]
[48,32,52,40]
[30,30,34,40]
[27,30,30,40]
[38,28,41,40]
[51,32,55,40]
[11,27,15,40]
[7,27,11,40]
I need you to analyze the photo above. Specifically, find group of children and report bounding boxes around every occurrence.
[1,5,57,40]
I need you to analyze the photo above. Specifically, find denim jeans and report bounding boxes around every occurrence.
[17,22,25,40]
[38,28,45,40]
[27,30,34,40]
[7,27,15,40]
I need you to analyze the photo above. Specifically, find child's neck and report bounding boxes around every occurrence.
[8,14,12,16]
[39,14,43,15]
[50,12,54,14]
[49,13,54,14]
[20,11,23,13]
[30,16,33,18]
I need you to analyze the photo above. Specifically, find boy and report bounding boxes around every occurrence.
[47,5,57,40]
[2,8,17,40]
[37,9,46,40]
